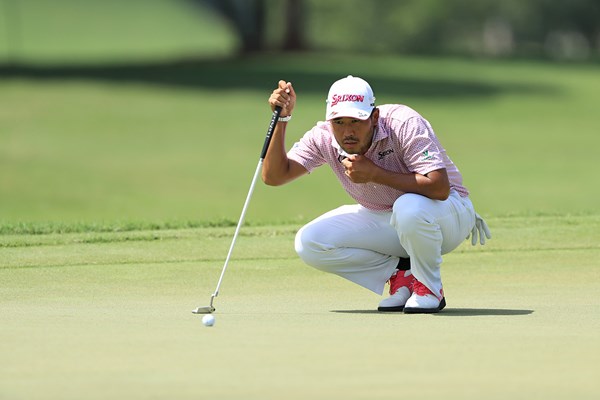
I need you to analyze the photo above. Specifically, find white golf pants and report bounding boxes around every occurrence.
[295,191,476,298]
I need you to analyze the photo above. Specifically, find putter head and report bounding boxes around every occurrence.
[192,306,215,314]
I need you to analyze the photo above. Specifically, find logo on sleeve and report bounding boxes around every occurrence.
[421,150,434,161]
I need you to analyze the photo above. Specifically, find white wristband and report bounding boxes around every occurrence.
[278,115,292,122]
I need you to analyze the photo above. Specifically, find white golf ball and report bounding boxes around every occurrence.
[202,314,215,327]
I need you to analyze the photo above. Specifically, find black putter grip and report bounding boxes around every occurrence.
[260,106,282,160]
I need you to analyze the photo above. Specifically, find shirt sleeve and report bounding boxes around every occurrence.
[398,117,446,175]
[286,127,327,173]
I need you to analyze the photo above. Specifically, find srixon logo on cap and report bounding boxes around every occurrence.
[330,94,365,106]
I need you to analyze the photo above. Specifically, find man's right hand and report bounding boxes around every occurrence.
[268,80,296,117]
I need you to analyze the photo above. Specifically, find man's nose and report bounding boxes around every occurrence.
[342,125,355,135]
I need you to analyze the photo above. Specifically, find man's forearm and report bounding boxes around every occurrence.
[373,168,450,201]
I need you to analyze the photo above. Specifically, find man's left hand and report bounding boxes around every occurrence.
[341,155,378,183]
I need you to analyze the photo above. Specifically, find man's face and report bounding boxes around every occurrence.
[330,109,379,155]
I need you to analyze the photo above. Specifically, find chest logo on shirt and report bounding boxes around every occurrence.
[378,149,394,160]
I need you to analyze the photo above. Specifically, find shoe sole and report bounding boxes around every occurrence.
[377,305,405,312]
[403,297,446,314]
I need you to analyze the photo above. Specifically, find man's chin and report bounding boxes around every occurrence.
[341,145,360,155]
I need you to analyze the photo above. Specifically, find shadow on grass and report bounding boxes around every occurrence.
[0,56,559,100]
[332,308,534,316]
[434,308,534,316]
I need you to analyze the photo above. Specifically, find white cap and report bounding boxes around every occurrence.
[325,75,375,120]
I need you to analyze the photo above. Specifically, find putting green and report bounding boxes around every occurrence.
[1,216,598,399]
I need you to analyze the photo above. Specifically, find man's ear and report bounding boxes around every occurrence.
[371,107,380,123]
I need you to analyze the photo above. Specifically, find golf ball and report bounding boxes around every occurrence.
[202,314,215,327]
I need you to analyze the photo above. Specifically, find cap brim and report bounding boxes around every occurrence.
[326,107,373,121]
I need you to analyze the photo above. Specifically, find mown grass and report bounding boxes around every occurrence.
[1,216,599,400]
[0,0,236,63]
[2,54,599,228]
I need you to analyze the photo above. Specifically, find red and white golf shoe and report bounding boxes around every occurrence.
[403,279,446,314]
[378,270,415,312]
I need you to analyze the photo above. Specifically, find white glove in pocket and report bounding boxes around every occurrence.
[470,213,492,245]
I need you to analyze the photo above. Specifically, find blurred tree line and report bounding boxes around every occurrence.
[199,0,600,60]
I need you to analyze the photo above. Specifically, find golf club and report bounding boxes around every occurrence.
[192,106,282,314]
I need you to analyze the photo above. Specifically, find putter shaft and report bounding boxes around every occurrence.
[192,107,282,314]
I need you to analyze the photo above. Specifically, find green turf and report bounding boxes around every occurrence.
[1,216,599,399]
[0,0,236,63]
[2,54,599,226]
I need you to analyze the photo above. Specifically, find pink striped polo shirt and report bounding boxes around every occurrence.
[287,104,469,211]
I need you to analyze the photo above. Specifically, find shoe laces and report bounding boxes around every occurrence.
[412,280,434,296]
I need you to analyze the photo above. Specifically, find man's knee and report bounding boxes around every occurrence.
[294,224,324,267]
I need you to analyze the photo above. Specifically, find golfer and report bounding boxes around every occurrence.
[263,76,490,313]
